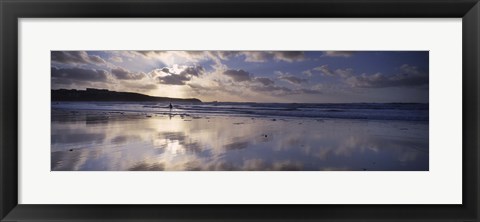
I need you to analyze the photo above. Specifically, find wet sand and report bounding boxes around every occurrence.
[51,109,429,171]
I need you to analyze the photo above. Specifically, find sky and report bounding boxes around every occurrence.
[51,51,429,103]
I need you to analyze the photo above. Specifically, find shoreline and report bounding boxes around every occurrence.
[51,107,429,123]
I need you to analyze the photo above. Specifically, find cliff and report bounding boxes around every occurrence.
[52,88,202,103]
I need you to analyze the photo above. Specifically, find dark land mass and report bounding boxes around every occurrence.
[52,88,202,103]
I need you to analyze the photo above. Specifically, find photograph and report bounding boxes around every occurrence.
[51,50,429,171]
[3,0,478,220]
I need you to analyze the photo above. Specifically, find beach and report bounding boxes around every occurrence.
[51,102,429,171]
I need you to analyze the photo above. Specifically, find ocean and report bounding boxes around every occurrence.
[52,102,428,122]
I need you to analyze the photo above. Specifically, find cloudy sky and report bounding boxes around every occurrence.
[51,51,428,103]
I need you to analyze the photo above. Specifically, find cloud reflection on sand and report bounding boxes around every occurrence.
[51,111,428,171]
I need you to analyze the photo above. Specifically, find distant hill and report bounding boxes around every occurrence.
[52,88,202,103]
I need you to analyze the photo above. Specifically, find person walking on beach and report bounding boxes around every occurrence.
[169,103,173,111]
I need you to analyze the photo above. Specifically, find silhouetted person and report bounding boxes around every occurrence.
[169,103,173,111]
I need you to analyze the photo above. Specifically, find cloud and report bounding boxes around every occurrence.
[109,56,123,63]
[188,66,317,99]
[111,67,145,80]
[323,51,354,58]
[250,85,321,95]
[219,69,318,96]
[187,82,227,97]
[51,67,109,84]
[52,51,89,64]
[89,55,106,64]
[274,51,305,62]
[314,65,334,76]
[249,81,321,95]
[158,74,191,85]
[242,51,305,63]
[185,65,324,100]
[51,51,106,64]
[135,51,166,57]
[213,51,241,60]
[249,84,292,93]
[400,64,421,75]
[302,70,313,76]
[184,51,205,57]
[345,64,428,88]
[179,65,205,77]
[161,67,170,73]
[243,52,272,63]
[254,77,275,86]
[121,51,201,64]
[279,76,307,85]
[134,51,212,66]
[313,65,354,78]
[154,65,205,85]
[305,63,427,89]
[295,88,322,94]
[106,51,306,67]
[335,68,354,78]
[223,69,252,82]
[276,72,308,85]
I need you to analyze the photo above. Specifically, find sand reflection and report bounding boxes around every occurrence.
[51,110,428,171]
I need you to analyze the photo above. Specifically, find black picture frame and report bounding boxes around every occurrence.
[1,0,479,221]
